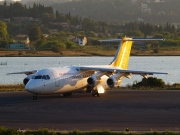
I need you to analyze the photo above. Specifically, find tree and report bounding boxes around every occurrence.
[126,30,144,37]
[82,18,95,31]
[3,1,7,6]
[28,27,43,42]
[41,13,55,24]
[55,10,59,19]
[65,41,77,49]
[85,31,96,37]
[51,42,66,53]
[40,41,66,52]
[132,77,165,89]
[0,21,8,40]
[154,34,164,38]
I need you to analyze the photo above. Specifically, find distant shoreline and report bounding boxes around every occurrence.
[0,50,180,57]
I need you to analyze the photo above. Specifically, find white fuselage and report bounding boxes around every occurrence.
[8,37,167,97]
[25,66,109,94]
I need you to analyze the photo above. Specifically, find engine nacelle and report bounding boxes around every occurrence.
[23,74,34,86]
[23,77,30,85]
[107,73,124,88]
[107,77,122,88]
[87,71,104,87]
[87,77,101,87]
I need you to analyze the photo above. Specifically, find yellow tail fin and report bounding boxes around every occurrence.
[110,37,133,69]
[99,37,163,69]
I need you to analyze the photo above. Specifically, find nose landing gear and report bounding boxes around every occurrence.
[61,93,72,97]
[32,94,37,100]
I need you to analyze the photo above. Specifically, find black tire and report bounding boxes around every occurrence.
[32,94,37,100]
[92,90,99,97]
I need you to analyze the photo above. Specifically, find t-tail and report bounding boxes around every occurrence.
[99,37,164,69]
[110,37,132,69]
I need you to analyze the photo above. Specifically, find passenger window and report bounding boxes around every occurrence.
[34,75,42,79]
[42,75,47,80]
[46,75,50,80]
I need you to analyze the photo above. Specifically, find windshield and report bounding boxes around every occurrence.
[34,75,42,79]
[33,75,50,80]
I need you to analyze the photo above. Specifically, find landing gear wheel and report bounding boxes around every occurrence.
[92,90,99,97]
[32,94,37,100]
[86,85,94,93]
[67,93,72,96]
[62,93,72,97]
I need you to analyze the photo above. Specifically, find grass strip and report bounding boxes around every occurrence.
[0,127,180,135]
[0,84,25,91]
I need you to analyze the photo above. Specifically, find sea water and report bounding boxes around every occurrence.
[0,56,179,86]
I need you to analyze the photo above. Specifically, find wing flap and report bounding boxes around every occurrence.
[120,69,169,75]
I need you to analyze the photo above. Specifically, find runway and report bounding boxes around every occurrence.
[0,90,180,131]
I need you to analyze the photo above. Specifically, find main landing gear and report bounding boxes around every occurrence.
[32,94,37,100]
[92,90,99,97]
[86,86,100,97]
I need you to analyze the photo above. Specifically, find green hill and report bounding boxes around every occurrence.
[52,0,180,24]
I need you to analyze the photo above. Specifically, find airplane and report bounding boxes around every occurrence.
[7,37,168,100]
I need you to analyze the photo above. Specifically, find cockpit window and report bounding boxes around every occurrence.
[33,75,50,80]
[34,75,42,79]
[42,75,47,80]
[46,75,50,80]
[42,75,50,80]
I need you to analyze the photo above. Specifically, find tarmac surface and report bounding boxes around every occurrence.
[0,90,180,131]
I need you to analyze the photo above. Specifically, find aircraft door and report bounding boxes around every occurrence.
[53,71,61,87]
[42,75,51,92]
[42,75,47,90]
[55,78,61,87]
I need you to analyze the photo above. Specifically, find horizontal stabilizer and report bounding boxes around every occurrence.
[99,38,164,43]
[99,39,121,43]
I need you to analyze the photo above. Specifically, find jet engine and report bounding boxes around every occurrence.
[87,76,101,87]
[23,74,34,86]
[107,73,131,88]
[107,77,122,88]
[107,73,123,88]
[87,72,104,87]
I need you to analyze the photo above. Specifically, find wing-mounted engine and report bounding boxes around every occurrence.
[107,74,122,88]
[87,71,105,87]
[23,74,34,86]
[6,70,38,86]
[107,73,132,88]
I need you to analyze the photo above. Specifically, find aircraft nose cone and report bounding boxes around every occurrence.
[25,83,35,93]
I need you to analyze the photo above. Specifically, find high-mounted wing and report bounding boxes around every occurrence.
[7,70,38,75]
[80,66,168,76]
